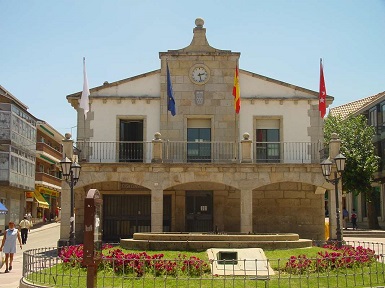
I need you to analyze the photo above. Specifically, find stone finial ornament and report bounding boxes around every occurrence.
[195,18,204,28]
[154,132,162,141]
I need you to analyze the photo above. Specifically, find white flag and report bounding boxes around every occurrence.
[79,57,90,119]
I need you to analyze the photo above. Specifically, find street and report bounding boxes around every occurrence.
[1,222,60,288]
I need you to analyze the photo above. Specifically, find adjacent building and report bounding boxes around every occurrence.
[0,85,37,233]
[26,121,64,224]
[330,91,385,228]
[63,18,335,244]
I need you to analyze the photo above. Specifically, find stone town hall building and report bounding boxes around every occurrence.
[61,18,334,244]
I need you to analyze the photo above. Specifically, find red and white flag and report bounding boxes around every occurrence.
[319,59,326,118]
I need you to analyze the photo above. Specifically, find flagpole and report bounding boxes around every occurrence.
[234,61,239,162]
[235,108,237,161]
[166,60,169,162]
[166,60,170,139]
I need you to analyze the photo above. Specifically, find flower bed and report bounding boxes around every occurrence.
[285,243,378,274]
[59,244,211,277]
[22,243,385,288]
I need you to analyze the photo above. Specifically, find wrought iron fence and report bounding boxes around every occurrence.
[76,140,325,164]
[21,241,385,288]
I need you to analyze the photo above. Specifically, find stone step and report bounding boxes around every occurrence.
[121,239,313,251]
[344,229,385,238]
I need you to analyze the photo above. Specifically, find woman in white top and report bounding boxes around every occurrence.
[0,221,22,273]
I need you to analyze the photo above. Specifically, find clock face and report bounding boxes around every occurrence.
[190,65,209,84]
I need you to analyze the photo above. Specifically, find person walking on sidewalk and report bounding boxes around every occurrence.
[351,208,358,230]
[19,216,31,244]
[0,221,23,273]
[343,208,349,230]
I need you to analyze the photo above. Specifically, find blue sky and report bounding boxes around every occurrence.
[1,1,384,137]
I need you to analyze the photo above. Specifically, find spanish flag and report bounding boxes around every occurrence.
[232,65,240,114]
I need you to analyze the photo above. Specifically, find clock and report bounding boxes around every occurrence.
[189,64,210,85]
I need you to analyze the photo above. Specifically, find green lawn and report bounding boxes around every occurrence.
[24,246,385,288]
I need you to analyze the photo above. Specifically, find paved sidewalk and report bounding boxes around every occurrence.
[1,222,60,288]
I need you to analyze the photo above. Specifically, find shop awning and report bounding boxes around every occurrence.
[33,190,50,209]
[0,202,8,214]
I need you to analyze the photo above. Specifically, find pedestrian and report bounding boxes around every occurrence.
[0,221,23,273]
[19,216,31,244]
[351,208,358,230]
[342,208,349,230]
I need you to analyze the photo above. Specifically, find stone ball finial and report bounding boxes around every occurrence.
[65,133,72,140]
[154,132,161,140]
[331,133,339,140]
[243,132,250,140]
[195,18,204,28]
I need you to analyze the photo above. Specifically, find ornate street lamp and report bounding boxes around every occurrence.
[321,153,346,248]
[60,156,81,245]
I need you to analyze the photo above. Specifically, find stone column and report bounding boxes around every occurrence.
[152,132,163,163]
[151,188,163,232]
[241,132,252,163]
[240,189,253,233]
[58,133,74,246]
[328,133,342,240]
[174,191,185,231]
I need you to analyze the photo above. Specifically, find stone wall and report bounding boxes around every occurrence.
[253,182,324,239]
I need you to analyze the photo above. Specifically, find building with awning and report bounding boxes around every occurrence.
[0,202,8,234]
[0,202,8,214]
[0,85,37,233]
[30,121,64,222]
[34,190,50,209]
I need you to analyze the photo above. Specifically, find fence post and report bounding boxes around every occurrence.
[241,132,252,163]
[152,132,163,163]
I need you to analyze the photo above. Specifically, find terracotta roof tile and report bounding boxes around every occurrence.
[329,92,385,118]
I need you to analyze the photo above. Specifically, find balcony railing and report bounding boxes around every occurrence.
[35,172,62,187]
[76,140,325,164]
[36,142,62,161]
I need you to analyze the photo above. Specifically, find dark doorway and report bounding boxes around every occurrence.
[186,191,213,232]
[103,194,171,242]
[119,120,144,162]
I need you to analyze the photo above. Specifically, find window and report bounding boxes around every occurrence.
[256,129,280,162]
[380,103,385,133]
[187,119,211,162]
[119,120,144,162]
[369,107,377,131]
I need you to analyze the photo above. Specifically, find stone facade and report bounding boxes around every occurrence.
[63,18,335,245]
[66,161,326,242]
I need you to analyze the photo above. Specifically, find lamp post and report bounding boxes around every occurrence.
[60,156,81,246]
[321,153,346,248]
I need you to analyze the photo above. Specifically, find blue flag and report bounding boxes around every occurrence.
[167,64,176,116]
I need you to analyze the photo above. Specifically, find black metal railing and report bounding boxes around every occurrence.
[76,141,326,164]
[22,241,385,288]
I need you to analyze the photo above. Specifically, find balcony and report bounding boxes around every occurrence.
[36,142,62,162]
[76,140,325,164]
[35,172,62,188]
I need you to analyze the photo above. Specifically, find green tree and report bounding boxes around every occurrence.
[324,114,381,229]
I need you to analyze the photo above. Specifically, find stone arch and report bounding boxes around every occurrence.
[74,180,152,242]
